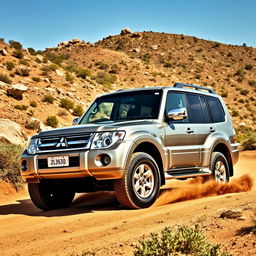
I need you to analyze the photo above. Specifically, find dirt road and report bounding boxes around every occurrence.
[0,151,255,256]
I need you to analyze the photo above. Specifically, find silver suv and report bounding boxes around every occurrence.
[20,83,239,209]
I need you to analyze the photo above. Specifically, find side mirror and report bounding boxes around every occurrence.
[167,107,187,120]
[72,117,80,125]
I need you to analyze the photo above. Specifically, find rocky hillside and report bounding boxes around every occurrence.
[0,29,255,139]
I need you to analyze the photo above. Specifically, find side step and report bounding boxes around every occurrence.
[165,168,211,180]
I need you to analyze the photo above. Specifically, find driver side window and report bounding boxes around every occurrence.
[165,92,188,123]
[88,102,114,122]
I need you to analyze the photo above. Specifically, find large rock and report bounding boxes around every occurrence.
[120,27,131,35]
[7,84,28,100]
[0,119,28,146]
[220,210,243,219]
[0,48,8,56]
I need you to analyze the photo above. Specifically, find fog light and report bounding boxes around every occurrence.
[21,160,28,171]
[101,154,111,166]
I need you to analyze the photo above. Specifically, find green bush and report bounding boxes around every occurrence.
[232,110,239,117]
[9,40,23,50]
[60,98,74,110]
[19,59,29,66]
[238,132,256,150]
[66,72,74,83]
[0,38,4,42]
[30,101,38,107]
[35,57,42,64]
[12,49,24,59]
[73,105,84,116]
[43,95,54,104]
[45,116,58,128]
[221,91,228,97]
[14,104,28,111]
[164,62,172,68]
[96,71,117,85]
[96,61,109,70]
[25,119,40,130]
[32,77,41,82]
[5,61,15,71]
[240,89,249,96]
[44,52,70,65]
[76,68,91,79]
[134,225,230,256]
[41,64,58,72]
[244,64,253,70]
[248,80,256,87]
[0,73,12,84]
[27,47,36,55]
[0,143,24,190]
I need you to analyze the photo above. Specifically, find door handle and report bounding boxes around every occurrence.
[209,127,215,133]
[186,128,194,134]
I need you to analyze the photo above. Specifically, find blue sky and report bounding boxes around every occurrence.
[1,0,255,50]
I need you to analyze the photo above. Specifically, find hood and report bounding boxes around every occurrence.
[33,119,158,138]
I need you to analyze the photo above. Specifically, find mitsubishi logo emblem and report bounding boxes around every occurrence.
[56,137,68,148]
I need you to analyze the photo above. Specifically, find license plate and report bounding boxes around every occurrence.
[47,156,69,167]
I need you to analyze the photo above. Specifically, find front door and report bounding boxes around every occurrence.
[164,91,200,169]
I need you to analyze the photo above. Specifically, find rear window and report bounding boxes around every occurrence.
[206,96,225,123]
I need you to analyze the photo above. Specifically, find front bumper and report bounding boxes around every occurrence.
[20,141,130,183]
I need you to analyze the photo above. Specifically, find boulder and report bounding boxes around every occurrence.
[0,119,28,146]
[120,27,131,35]
[7,84,28,100]
[0,48,8,56]
[131,32,141,38]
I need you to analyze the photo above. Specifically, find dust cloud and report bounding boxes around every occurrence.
[155,174,253,206]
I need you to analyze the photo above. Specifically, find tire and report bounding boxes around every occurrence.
[114,152,160,209]
[28,182,75,210]
[209,152,230,183]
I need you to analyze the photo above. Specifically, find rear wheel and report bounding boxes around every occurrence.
[114,152,160,208]
[28,182,75,210]
[210,152,230,183]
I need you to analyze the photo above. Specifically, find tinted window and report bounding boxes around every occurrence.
[186,94,205,123]
[199,96,212,123]
[206,96,225,123]
[166,92,187,123]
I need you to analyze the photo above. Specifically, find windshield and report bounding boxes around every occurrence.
[80,90,163,124]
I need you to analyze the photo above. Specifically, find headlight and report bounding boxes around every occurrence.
[91,131,125,149]
[27,139,38,154]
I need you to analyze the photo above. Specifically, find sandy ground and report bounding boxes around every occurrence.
[0,151,255,256]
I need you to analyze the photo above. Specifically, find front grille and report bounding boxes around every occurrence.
[38,156,80,169]
[37,133,92,153]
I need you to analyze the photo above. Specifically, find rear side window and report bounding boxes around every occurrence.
[186,94,205,123]
[206,96,225,123]
[199,96,211,123]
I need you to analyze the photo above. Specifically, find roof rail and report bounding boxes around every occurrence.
[173,83,216,94]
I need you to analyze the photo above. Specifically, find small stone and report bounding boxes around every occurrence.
[56,69,64,76]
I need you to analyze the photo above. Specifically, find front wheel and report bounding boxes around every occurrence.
[114,152,160,209]
[210,152,230,183]
[28,182,75,210]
